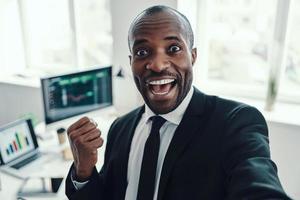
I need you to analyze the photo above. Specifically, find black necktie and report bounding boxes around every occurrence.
[137,116,166,200]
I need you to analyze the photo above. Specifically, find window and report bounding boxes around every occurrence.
[279,0,300,102]
[206,0,276,86]
[0,0,112,75]
[20,0,74,70]
[0,0,25,74]
[74,0,113,67]
[179,0,298,108]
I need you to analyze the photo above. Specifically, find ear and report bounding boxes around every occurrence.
[191,48,197,66]
[129,55,132,65]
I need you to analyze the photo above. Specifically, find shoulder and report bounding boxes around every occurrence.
[106,106,144,142]
[215,96,266,126]
[104,106,144,152]
[192,88,266,127]
[211,96,269,142]
[110,106,144,130]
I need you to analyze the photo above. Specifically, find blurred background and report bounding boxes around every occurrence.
[0,0,299,199]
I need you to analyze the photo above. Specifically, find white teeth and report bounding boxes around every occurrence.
[148,79,175,85]
[152,91,168,95]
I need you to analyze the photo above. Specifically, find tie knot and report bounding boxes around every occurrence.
[150,116,166,132]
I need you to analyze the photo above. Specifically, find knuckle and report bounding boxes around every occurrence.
[82,116,89,121]
[81,117,90,125]
[98,137,104,145]
[83,122,94,131]
[86,123,93,130]
[78,137,84,144]
[68,118,83,132]
[90,122,97,129]
[74,137,83,146]
[68,117,90,133]
[93,128,100,135]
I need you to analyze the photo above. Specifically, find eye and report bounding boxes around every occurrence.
[135,49,149,57]
[168,45,181,53]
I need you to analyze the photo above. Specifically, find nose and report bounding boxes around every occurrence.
[146,51,170,72]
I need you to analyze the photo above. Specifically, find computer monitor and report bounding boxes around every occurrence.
[41,66,113,125]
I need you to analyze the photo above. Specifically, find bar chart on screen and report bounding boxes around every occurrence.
[0,121,35,163]
[5,132,30,156]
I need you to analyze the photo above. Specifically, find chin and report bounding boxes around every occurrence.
[148,101,177,114]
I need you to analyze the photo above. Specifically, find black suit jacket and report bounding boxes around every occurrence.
[66,88,290,200]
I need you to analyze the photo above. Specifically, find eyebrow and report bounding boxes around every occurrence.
[132,39,148,48]
[164,36,181,42]
[132,36,181,48]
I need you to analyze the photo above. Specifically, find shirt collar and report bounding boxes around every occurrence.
[144,87,194,125]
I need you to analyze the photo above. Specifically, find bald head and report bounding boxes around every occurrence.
[128,5,194,52]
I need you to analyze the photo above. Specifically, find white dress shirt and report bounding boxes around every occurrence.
[125,87,194,200]
[73,87,194,200]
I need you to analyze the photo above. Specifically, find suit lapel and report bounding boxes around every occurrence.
[157,88,214,200]
[116,106,145,198]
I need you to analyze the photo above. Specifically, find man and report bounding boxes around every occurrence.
[65,5,290,200]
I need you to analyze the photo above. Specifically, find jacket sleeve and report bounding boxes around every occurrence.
[65,118,120,200]
[65,165,104,200]
[221,105,291,199]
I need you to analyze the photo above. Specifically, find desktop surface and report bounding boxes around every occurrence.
[0,109,117,200]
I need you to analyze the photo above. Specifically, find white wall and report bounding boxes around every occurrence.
[0,82,43,125]
[268,121,300,199]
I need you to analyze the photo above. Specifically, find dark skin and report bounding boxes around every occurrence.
[67,117,103,180]
[67,9,197,181]
[129,10,197,114]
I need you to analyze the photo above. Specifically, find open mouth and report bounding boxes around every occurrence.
[147,78,177,96]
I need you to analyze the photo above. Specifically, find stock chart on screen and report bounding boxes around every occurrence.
[41,66,112,124]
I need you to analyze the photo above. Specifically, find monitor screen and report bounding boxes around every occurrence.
[0,119,38,164]
[41,66,113,124]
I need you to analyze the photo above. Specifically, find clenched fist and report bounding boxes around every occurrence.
[67,117,104,181]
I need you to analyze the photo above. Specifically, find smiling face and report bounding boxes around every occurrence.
[128,9,197,114]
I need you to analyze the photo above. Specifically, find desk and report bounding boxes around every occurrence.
[0,159,72,200]
[0,109,117,200]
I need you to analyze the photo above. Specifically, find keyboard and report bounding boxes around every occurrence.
[11,153,42,169]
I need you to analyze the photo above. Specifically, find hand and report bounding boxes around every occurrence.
[67,117,104,181]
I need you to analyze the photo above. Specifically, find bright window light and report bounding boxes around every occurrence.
[207,0,276,86]
[74,0,113,68]
[0,0,25,74]
[279,0,300,101]
[179,0,299,106]
[20,0,74,71]
[0,0,112,75]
